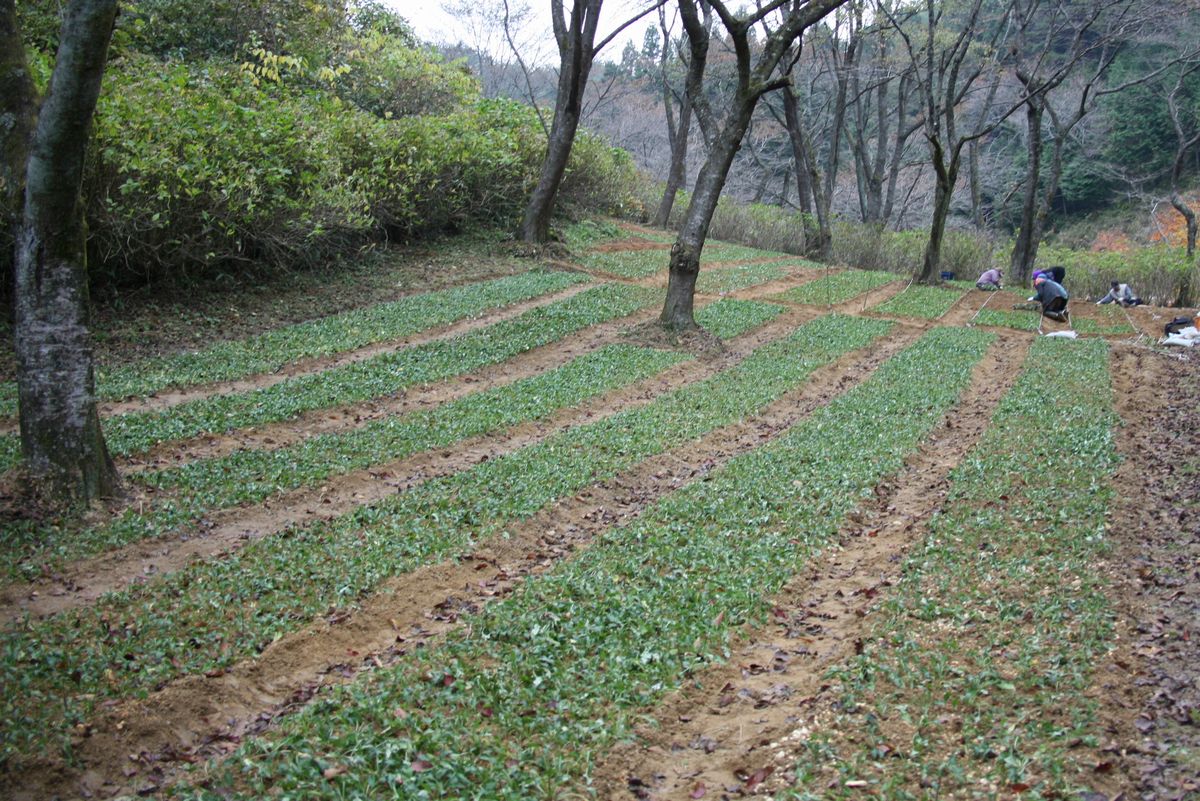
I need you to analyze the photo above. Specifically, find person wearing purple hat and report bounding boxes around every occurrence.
[1034,274,1069,323]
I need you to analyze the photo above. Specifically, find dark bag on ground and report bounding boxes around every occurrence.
[1164,316,1195,335]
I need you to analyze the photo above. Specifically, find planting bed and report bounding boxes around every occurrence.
[1,232,1195,801]
[870,283,965,319]
[772,269,898,306]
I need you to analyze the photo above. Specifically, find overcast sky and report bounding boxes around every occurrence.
[389,0,656,63]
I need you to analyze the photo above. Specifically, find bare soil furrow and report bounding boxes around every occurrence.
[725,271,826,301]
[591,240,671,252]
[122,303,662,472]
[591,334,1031,801]
[942,286,1000,326]
[0,309,818,622]
[6,323,927,801]
[832,278,907,314]
[96,282,596,421]
[1083,346,1200,801]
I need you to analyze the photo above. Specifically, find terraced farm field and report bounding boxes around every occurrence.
[0,228,1196,801]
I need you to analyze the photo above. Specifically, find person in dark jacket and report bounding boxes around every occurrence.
[1034,275,1069,322]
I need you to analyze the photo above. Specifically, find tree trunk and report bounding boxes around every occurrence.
[967,139,983,229]
[882,73,913,224]
[781,85,830,261]
[654,96,692,227]
[919,152,958,284]
[2,0,37,286]
[1009,99,1044,284]
[519,104,583,243]
[518,0,600,244]
[13,0,120,502]
[662,97,755,329]
[1173,212,1196,307]
[1172,195,1198,260]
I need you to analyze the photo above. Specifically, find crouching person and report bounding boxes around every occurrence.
[976,267,1002,290]
[1096,281,1143,307]
[1034,275,1069,322]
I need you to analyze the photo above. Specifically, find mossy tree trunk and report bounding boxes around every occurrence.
[10,0,120,503]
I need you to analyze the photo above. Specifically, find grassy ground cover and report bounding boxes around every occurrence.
[871,284,965,319]
[974,308,1043,331]
[701,242,792,262]
[0,271,586,421]
[179,326,994,800]
[0,345,687,581]
[0,314,893,759]
[27,284,655,470]
[692,298,786,340]
[696,263,790,294]
[1,298,782,578]
[1073,307,1136,336]
[773,269,897,306]
[577,243,789,280]
[784,338,1119,799]
[562,220,626,250]
[575,249,672,278]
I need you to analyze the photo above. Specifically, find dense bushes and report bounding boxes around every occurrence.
[1035,245,1196,304]
[64,57,634,288]
[4,0,635,293]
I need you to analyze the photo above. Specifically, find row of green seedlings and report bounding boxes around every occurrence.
[695,263,801,294]
[576,243,793,280]
[0,271,588,423]
[784,337,1119,799]
[0,313,892,760]
[975,306,1134,335]
[0,283,655,475]
[0,299,783,580]
[772,268,897,306]
[179,325,995,800]
[871,283,966,320]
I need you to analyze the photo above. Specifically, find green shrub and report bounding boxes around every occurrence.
[1033,244,1194,305]
[71,53,634,289]
[329,31,479,118]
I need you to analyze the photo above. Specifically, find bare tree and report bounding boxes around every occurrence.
[847,3,920,227]
[518,0,662,244]
[884,0,1013,284]
[653,3,705,227]
[1,0,36,278]
[3,0,120,502]
[661,0,850,329]
[773,4,862,261]
[1166,61,1200,261]
[1004,0,1167,283]
[1163,57,1200,306]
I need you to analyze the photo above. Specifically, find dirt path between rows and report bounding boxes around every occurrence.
[5,324,928,801]
[591,333,1031,801]
[721,270,825,301]
[1084,345,1200,801]
[1,308,829,622]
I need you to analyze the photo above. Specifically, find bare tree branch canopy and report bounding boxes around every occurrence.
[660,0,851,330]
[518,0,665,243]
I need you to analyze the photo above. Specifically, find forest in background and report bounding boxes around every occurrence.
[2,0,1199,305]
[436,0,1200,300]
